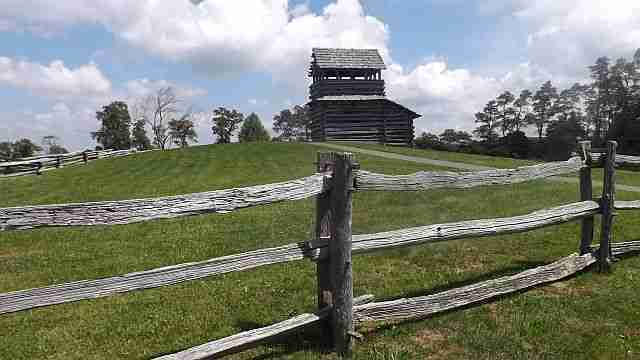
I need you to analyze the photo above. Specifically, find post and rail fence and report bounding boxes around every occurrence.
[1,141,640,358]
[0,148,153,178]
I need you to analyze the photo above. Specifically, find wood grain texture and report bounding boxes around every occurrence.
[610,241,640,256]
[615,201,640,210]
[598,141,617,272]
[353,253,596,324]
[0,173,330,231]
[0,243,308,315]
[0,200,599,314]
[579,141,594,255]
[153,295,375,360]
[332,201,599,256]
[356,157,584,191]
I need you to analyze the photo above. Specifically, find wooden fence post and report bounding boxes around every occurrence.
[83,151,88,164]
[329,153,355,357]
[578,141,594,255]
[56,155,63,168]
[598,140,617,272]
[315,152,333,345]
[35,161,42,175]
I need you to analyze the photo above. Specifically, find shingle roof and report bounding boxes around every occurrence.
[312,48,386,70]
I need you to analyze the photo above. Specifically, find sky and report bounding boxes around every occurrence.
[1,0,640,150]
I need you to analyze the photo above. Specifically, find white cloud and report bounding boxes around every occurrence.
[0,57,112,97]
[124,78,207,99]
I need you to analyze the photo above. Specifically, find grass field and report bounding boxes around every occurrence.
[1,142,640,359]
[338,142,640,188]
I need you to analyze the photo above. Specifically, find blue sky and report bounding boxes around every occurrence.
[1,0,639,150]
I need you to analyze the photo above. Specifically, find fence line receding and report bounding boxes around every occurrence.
[1,141,640,359]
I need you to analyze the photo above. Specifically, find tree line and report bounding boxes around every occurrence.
[417,49,640,160]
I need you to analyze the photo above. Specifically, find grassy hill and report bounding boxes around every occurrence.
[1,142,640,359]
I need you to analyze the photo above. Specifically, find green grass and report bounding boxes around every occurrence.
[1,142,640,359]
[338,142,640,188]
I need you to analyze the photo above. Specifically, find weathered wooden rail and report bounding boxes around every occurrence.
[0,148,150,178]
[1,141,640,358]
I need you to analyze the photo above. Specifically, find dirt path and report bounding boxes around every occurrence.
[312,142,640,193]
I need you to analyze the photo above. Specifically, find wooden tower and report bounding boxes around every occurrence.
[308,48,420,145]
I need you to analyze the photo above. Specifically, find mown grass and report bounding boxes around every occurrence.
[1,142,639,359]
[339,142,640,188]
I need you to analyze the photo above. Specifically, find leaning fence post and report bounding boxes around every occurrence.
[598,140,617,272]
[315,152,333,345]
[329,152,356,357]
[578,141,594,255]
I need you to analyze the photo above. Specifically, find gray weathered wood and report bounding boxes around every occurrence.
[0,200,599,315]
[591,153,640,168]
[598,141,617,272]
[615,200,640,210]
[356,157,584,191]
[315,152,334,343]
[610,241,640,256]
[153,295,375,360]
[354,253,596,324]
[578,141,594,255]
[309,201,600,257]
[0,174,330,231]
[0,243,309,315]
[329,152,355,356]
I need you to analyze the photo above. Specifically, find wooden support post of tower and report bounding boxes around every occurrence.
[578,141,594,255]
[598,140,617,272]
[329,153,356,357]
[315,152,333,347]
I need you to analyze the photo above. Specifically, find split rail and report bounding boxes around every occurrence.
[0,148,150,178]
[1,141,640,359]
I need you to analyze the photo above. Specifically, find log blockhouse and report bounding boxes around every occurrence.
[308,48,420,145]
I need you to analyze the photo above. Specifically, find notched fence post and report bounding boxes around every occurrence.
[329,152,355,357]
[598,140,617,272]
[578,141,594,255]
[315,152,334,346]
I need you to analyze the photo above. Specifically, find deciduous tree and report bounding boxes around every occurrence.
[92,101,132,150]
[212,107,244,144]
[239,113,270,142]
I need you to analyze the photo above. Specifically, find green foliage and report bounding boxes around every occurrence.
[131,120,152,150]
[238,113,270,143]
[49,144,68,154]
[92,101,132,150]
[273,105,310,141]
[414,132,441,149]
[168,115,198,148]
[0,141,12,160]
[545,114,586,160]
[439,129,471,144]
[2,138,43,159]
[211,107,243,144]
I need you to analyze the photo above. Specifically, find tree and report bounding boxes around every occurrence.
[131,120,152,150]
[473,100,499,143]
[211,107,244,144]
[545,113,586,160]
[414,132,440,149]
[439,129,471,144]
[588,57,612,144]
[168,114,198,148]
[272,105,311,141]
[273,109,295,140]
[239,113,270,142]
[0,141,13,161]
[531,80,558,140]
[49,144,68,154]
[512,89,533,132]
[92,101,132,150]
[11,138,42,158]
[496,91,516,136]
[137,87,180,150]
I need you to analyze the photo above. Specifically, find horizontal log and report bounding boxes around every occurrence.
[610,241,640,256]
[591,153,640,168]
[615,201,640,210]
[0,201,596,314]
[306,201,600,257]
[154,295,375,360]
[354,253,596,324]
[0,173,330,231]
[0,243,309,315]
[356,157,584,191]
